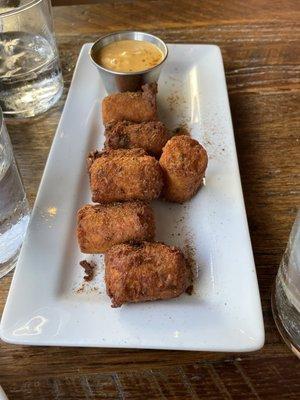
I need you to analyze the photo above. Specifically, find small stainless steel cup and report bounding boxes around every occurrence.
[89,31,168,93]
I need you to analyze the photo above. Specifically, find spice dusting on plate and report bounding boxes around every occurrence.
[80,260,96,281]
[167,92,180,111]
[76,284,99,294]
[183,239,197,296]
[173,124,190,137]
[186,285,193,295]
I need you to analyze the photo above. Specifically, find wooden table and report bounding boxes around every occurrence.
[1,1,300,398]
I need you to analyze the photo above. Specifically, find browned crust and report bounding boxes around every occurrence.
[77,201,155,253]
[79,260,96,281]
[88,148,163,203]
[141,82,157,110]
[102,83,158,125]
[104,120,168,156]
[159,135,208,203]
[105,241,192,307]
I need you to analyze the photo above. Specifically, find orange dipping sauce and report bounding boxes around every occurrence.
[97,39,164,73]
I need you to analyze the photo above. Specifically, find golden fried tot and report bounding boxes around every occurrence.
[88,148,163,203]
[102,83,157,125]
[104,121,168,156]
[77,202,155,254]
[159,136,208,203]
[105,242,192,308]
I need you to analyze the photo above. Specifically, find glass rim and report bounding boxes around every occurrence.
[0,0,44,18]
[0,106,3,135]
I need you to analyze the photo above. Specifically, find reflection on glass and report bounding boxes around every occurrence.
[272,211,300,358]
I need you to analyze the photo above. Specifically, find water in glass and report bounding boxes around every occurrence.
[0,118,30,278]
[0,0,63,117]
[0,31,63,117]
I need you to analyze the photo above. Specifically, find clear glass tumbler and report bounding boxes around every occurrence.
[272,210,300,357]
[0,106,30,278]
[0,0,63,118]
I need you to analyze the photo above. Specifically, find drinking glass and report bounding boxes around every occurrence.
[0,0,63,118]
[0,106,30,278]
[272,210,300,357]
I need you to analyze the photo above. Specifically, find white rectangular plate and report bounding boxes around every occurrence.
[0,44,264,351]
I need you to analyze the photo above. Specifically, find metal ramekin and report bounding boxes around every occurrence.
[89,31,168,93]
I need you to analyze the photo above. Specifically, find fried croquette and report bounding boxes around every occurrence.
[105,241,192,308]
[159,135,208,203]
[104,121,168,156]
[102,83,157,125]
[77,202,155,253]
[88,148,163,203]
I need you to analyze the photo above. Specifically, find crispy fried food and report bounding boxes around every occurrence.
[104,121,168,156]
[159,135,208,203]
[88,148,163,203]
[105,241,192,308]
[77,202,155,253]
[102,83,157,125]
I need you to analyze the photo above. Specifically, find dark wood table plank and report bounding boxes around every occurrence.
[2,356,300,399]
[1,1,300,398]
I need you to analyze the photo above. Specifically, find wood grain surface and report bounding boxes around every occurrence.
[1,0,300,398]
